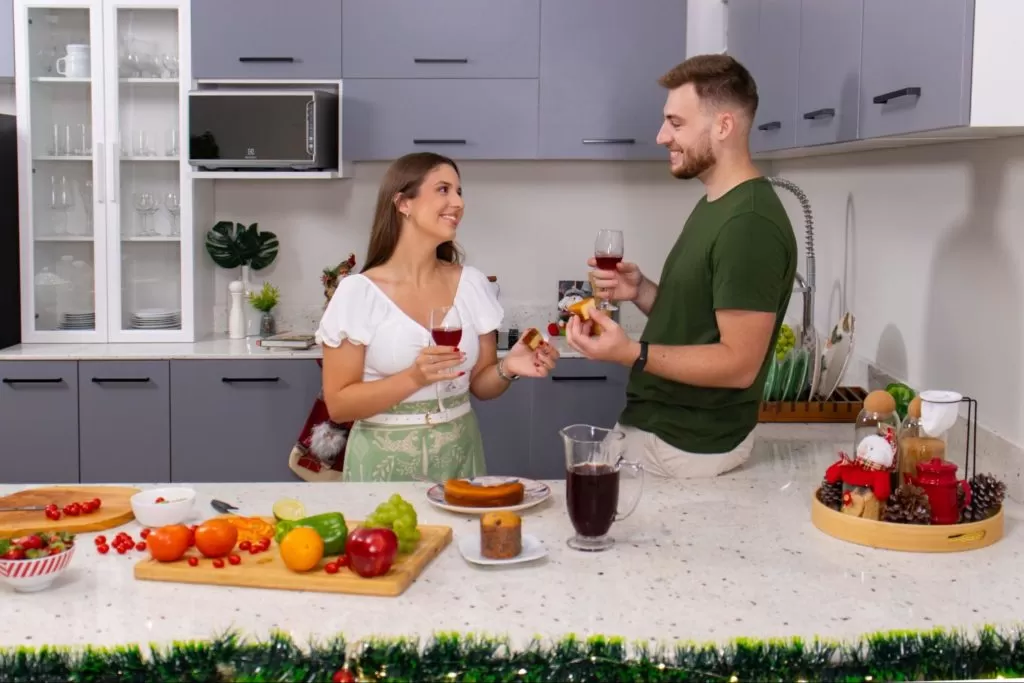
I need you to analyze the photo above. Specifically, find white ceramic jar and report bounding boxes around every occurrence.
[56,44,90,78]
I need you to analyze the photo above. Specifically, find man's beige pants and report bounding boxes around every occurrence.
[615,423,754,478]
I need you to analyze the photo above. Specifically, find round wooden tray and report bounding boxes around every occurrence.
[811,489,1004,552]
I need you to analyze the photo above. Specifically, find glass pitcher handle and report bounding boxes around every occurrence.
[614,458,644,522]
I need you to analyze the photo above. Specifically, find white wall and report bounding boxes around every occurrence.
[771,136,1024,447]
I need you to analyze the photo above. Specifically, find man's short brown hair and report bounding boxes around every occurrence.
[658,54,758,119]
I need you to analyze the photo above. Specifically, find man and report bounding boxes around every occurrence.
[565,54,797,479]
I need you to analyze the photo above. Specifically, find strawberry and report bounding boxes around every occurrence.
[13,534,43,550]
[1,548,25,560]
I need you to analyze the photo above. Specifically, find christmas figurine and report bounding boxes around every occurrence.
[824,439,895,521]
[321,253,357,307]
[287,360,352,482]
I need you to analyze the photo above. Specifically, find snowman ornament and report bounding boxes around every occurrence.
[824,428,897,520]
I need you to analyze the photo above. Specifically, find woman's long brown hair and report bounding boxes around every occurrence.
[361,152,464,273]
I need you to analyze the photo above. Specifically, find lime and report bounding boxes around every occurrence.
[272,498,306,522]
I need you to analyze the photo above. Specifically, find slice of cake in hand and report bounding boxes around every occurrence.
[480,511,522,559]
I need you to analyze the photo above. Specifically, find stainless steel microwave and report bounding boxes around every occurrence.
[187,89,338,171]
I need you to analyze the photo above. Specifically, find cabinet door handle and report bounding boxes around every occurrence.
[413,139,467,145]
[239,57,295,63]
[414,58,469,64]
[802,108,836,120]
[221,377,281,383]
[757,121,782,131]
[91,377,150,384]
[2,378,64,384]
[552,376,608,382]
[873,87,922,104]
[95,142,105,203]
[582,138,636,145]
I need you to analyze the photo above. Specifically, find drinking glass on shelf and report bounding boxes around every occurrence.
[133,191,159,236]
[133,130,154,157]
[165,129,179,157]
[49,123,70,157]
[429,305,463,396]
[72,123,90,156]
[77,178,93,234]
[164,192,180,236]
[49,175,73,235]
[593,229,624,311]
[161,53,179,79]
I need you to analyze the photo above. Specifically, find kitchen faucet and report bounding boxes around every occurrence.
[767,176,816,351]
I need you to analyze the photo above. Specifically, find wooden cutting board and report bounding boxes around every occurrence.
[0,486,139,538]
[134,520,453,597]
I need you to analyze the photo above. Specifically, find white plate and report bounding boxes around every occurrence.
[426,476,551,515]
[458,532,548,566]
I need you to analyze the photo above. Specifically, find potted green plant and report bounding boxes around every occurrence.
[248,282,280,337]
[205,221,279,336]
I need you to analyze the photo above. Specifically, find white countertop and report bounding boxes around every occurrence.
[2,423,1019,651]
[0,335,594,361]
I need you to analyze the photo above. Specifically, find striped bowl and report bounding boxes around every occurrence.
[0,545,76,593]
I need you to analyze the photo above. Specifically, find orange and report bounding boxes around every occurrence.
[148,524,191,562]
[279,527,324,572]
[194,519,239,559]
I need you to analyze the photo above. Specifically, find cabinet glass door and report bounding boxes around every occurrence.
[19,1,106,339]
[105,1,182,338]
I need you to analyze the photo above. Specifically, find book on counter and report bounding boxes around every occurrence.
[256,333,316,349]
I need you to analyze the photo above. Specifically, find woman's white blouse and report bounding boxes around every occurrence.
[315,265,503,403]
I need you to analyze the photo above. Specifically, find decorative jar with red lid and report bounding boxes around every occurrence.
[912,457,972,525]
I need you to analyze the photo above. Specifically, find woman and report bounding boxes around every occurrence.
[317,152,560,482]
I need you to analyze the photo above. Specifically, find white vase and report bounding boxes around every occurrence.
[228,280,245,339]
[239,265,260,337]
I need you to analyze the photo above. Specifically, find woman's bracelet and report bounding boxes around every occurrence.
[496,357,519,382]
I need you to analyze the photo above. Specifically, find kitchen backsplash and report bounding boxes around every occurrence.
[210,160,709,336]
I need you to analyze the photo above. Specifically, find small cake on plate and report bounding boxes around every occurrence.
[480,511,522,559]
[444,478,525,507]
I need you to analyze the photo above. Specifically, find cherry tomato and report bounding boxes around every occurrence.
[228,554,241,565]
[238,540,252,551]
[45,503,58,512]
[324,562,339,574]
[140,529,151,539]
[187,557,199,567]
[62,504,80,516]
[257,538,271,551]
[135,542,147,552]
[91,498,102,509]
[212,558,225,569]
[155,497,166,503]
[94,535,107,545]
[332,669,356,683]
[96,544,109,554]
[80,501,95,514]
[249,546,261,555]
[116,546,127,555]
[337,555,350,567]
[45,509,61,521]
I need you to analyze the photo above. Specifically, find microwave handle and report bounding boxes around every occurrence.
[306,99,315,157]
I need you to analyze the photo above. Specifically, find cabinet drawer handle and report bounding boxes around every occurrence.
[2,377,64,384]
[221,377,281,383]
[802,108,835,120]
[873,87,922,104]
[552,376,608,382]
[413,139,467,145]
[757,121,782,131]
[413,58,469,64]
[582,138,636,145]
[239,57,295,63]
[91,377,150,384]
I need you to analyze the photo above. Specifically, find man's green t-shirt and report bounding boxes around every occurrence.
[619,177,797,454]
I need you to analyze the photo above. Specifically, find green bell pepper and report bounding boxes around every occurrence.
[274,512,348,556]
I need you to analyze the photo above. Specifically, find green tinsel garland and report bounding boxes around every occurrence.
[2,626,1024,682]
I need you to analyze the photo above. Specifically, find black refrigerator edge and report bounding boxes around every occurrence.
[0,113,20,350]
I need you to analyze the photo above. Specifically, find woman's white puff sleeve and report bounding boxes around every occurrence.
[461,266,504,334]
[315,275,386,348]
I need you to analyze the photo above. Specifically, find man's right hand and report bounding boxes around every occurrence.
[588,257,644,303]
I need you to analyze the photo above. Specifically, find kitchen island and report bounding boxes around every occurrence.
[1,424,1019,663]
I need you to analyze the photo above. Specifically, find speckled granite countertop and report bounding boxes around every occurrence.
[1,423,1020,650]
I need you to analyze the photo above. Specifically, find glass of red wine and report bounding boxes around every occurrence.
[594,229,624,311]
[430,305,463,393]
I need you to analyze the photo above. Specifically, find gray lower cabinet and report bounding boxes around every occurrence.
[859,0,974,139]
[0,361,79,483]
[471,379,532,477]
[528,360,628,480]
[342,0,539,79]
[538,0,688,160]
[343,78,539,160]
[795,0,863,147]
[750,0,801,153]
[169,359,322,482]
[79,361,170,484]
[0,0,13,80]
[190,0,342,79]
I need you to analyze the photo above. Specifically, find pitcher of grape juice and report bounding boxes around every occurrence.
[559,424,644,551]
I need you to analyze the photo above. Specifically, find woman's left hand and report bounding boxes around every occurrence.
[502,336,560,378]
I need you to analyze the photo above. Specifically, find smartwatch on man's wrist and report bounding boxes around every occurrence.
[632,341,649,373]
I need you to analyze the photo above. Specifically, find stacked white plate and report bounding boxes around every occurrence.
[130,308,181,330]
[58,311,95,330]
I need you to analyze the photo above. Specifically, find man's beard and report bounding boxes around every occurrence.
[669,133,716,180]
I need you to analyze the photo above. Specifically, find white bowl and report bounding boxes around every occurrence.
[0,545,76,593]
[130,487,196,527]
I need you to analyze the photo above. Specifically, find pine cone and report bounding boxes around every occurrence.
[961,473,1007,522]
[817,480,843,511]
[882,484,932,524]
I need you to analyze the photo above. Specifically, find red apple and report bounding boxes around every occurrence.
[346,528,398,578]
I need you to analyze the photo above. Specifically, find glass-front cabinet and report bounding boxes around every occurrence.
[14,0,194,342]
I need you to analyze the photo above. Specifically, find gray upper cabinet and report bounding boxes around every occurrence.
[342,0,539,79]
[796,0,863,147]
[859,0,974,139]
[538,0,687,160]
[0,0,13,80]
[170,359,322,482]
[726,0,759,75]
[79,361,170,484]
[343,78,539,160]
[471,379,533,477]
[750,0,801,153]
[0,361,79,483]
[191,0,342,79]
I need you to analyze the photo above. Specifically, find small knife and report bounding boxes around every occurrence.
[210,499,239,515]
[0,505,46,512]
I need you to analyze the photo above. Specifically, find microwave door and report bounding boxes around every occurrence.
[189,93,314,169]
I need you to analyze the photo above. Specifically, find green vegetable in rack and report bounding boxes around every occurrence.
[775,323,796,361]
[886,382,916,421]
[363,494,421,554]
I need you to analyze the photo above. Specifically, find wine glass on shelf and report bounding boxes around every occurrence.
[593,229,624,311]
[164,192,180,236]
[429,305,463,395]
[49,175,73,235]
[133,191,159,237]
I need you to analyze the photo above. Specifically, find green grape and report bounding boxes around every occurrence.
[365,495,421,553]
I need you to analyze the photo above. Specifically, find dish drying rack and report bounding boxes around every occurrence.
[762,177,865,423]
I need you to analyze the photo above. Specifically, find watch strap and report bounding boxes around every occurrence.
[497,357,519,381]
[632,341,649,373]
